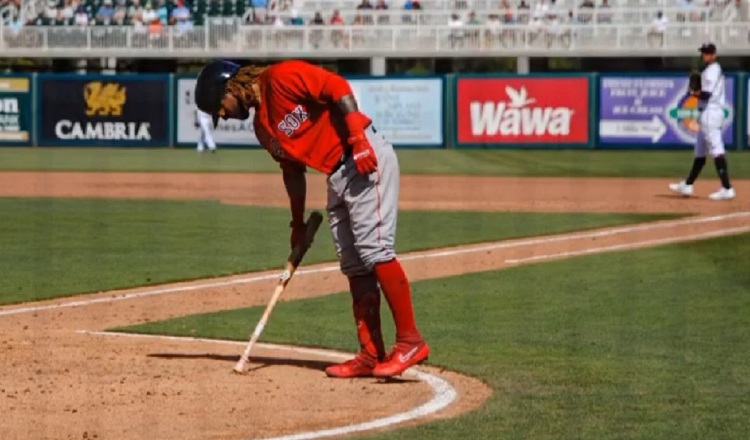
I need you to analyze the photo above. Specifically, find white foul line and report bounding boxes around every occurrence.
[1,211,748,318]
[505,226,750,265]
[76,330,457,440]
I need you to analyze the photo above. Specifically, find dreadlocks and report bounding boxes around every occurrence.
[225,65,267,105]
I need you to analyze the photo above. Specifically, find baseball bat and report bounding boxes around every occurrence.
[233,211,324,374]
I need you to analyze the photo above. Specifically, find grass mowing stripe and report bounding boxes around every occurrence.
[0,197,674,305]
[0,148,748,177]
[121,233,750,440]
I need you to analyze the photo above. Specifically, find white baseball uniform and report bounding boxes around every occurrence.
[695,62,725,158]
[197,109,217,152]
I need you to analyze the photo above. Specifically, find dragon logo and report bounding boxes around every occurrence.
[84,82,126,117]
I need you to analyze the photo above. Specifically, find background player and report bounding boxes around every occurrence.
[194,59,430,378]
[196,108,217,153]
[669,43,735,201]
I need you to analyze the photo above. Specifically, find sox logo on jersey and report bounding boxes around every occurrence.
[278,105,309,136]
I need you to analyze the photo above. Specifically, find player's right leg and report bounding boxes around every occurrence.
[669,126,707,197]
[324,181,385,378]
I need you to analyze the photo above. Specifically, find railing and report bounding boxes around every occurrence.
[1,22,749,57]
[259,4,744,27]
[290,0,671,13]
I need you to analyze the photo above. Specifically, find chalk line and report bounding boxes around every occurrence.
[76,330,458,440]
[1,211,747,318]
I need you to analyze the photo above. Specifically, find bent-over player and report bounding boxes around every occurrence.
[670,43,735,200]
[194,60,430,378]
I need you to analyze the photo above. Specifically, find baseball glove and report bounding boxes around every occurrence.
[688,71,702,95]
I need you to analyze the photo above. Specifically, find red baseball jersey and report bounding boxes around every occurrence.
[253,60,353,174]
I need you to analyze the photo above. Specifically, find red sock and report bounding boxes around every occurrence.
[374,259,422,343]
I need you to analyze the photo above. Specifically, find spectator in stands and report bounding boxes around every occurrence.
[289,9,304,25]
[330,9,344,25]
[330,9,344,47]
[251,0,268,24]
[375,0,388,24]
[405,0,421,10]
[310,11,324,48]
[142,3,158,24]
[357,0,374,24]
[60,0,76,20]
[517,0,530,24]
[648,10,668,47]
[311,11,324,25]
[73,4,89,25]
[155,0,168,24]
[467,11,480,25]
[597,0,611,23]
[44,0,58,20]
[113,0,127,24]
[402,0,421,23]
[128,0,143,21]
[485,13,502,46]
[578,0,594,23]
[529,0,547,33]
[172,0,190,24]
[501,0,514,23]
[96,0,115,24]
[448,12,464,48]
[132,15,146,33]
[148,15,163,41]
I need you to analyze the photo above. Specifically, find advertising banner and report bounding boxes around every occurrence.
[349,78,443,147]
[598,75,735,147]
[455,76,591,147]
[38,74,170,146]
[0,76,33,146]
[175,76,444,148]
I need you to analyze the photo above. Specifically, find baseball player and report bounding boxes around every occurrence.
[194,60,430,378]
[196,109,217,153]
[670,43,735,201]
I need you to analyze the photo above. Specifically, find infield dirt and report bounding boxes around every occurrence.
[0,172,748,440]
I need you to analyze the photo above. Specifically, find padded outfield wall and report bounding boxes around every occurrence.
[0,72,746,149]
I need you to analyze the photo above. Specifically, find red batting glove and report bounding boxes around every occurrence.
[290,220,305,250]
[349,132,377,175]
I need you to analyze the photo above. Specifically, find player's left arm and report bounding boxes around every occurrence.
[307,65,377,174]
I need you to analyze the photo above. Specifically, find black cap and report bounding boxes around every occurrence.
[195,60,240,127]
[699,43,717,54]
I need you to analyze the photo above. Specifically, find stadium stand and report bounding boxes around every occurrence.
[0,0,747,55]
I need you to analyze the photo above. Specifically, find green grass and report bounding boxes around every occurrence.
[0,197,674,305]
[1,148,749,177]
[122,233,750,440]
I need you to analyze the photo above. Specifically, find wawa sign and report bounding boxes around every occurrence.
[455,76,591,147]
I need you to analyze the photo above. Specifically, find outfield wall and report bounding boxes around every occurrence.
[1,72,747,150]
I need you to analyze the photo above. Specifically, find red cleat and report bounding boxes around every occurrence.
[373,340,430,378]
[326,353,377,378]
